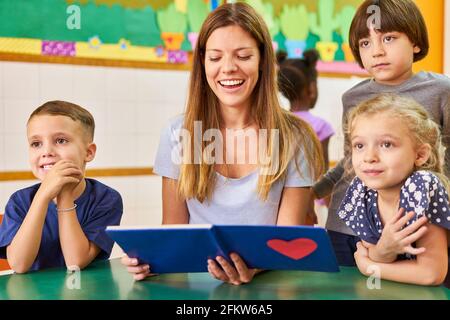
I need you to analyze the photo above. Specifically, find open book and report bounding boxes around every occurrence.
[106,224,339,274]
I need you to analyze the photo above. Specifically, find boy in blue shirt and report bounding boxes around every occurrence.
[0,101,123,273]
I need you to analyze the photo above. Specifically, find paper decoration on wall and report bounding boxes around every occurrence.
[0,0,365,74]
[0,0,221,65]
[42,41,76,57]
[247,0,366,75]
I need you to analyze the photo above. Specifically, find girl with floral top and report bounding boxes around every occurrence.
[338,94,449,285]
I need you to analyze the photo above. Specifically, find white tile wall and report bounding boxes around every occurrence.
[3,62,40,99]
[0,60,354,228]
[39,64,75,102]
[72,66,107,100]
[3,98,38,134]
[3,134,29,170]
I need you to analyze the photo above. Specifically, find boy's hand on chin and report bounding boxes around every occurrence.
[59,165,84,199]
[39,160,83,201]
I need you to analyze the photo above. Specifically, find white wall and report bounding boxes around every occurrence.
[0,61,358,235]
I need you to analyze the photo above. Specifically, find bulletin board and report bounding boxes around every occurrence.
[0,0,443,75]
[248,0,365,74]
[250,0,444,75]
[0,0,222,68]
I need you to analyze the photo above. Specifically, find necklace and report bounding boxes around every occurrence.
[220,120,255,131]
[218,120,257,183]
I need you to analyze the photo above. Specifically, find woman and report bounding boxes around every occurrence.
[122,2,323,285]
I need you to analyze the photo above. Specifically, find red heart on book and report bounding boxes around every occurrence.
[267,238,318,260]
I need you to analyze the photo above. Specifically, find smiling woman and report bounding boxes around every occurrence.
[204,24,261,112]
[121,2,324,286]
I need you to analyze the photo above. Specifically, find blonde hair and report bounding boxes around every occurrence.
[344,94,449,191]
[179,2,323,202]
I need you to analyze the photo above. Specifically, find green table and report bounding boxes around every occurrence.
[0,258,449,300]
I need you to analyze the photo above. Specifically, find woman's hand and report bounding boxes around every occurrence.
[207,253,260,285]
[121,254,154,281]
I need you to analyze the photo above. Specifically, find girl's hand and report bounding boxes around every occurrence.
[39,160,82,201]
[207,253,259,285]
[121,254,155,281]
[354,242,371,276]
[372,208,428,262]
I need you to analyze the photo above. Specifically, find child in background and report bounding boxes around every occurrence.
[0,101,123,273]
[313,0,450,266]
[338,94,449,285]
[278,49,335,171]
[278,50,335,225]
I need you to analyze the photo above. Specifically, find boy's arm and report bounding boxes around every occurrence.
[57,192,100,270]
[356,224,448,286]
[312,159,345,199]
[6,189,50,273]
[6,161,81,273]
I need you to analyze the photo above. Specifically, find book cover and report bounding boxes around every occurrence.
[106,225,339,274]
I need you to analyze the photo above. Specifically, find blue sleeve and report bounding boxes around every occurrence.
[153,116,183,180]
[0,192,28,258]
[400,171,450,230]
[284,146,314,187]
[82,190,123,260]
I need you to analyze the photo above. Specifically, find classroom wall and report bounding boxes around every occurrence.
[445,0,450,75]
[414,0,445,74]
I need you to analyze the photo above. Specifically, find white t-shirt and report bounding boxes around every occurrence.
[153,115,314,225]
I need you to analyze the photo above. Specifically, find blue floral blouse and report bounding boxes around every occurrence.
[337,171,450,247]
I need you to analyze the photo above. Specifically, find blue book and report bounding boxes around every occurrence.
[106,225,339,274]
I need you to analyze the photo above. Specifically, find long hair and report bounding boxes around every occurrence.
[344,94,449,192]
[179,2,323,202]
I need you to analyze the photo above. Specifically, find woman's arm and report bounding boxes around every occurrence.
[277,187,313,225]
[356,224,448,286]
[162,177,189,224]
